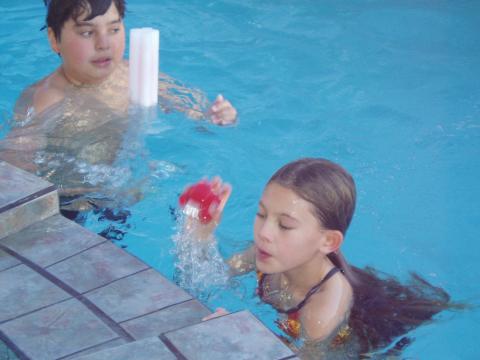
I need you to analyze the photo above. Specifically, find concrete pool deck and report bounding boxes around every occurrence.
[0,161,297,360]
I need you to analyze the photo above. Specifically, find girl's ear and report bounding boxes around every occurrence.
[47,27,60,54]
[319,230,343,254]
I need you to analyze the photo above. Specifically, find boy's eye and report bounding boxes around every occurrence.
[110,27,120,34]
[80,31,93,38]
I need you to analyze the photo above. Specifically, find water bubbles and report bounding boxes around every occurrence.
[150,160,182,179]
[82,163,132,187]
[172,213,229,301]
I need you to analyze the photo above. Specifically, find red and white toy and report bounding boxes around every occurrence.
[179,181,220,224]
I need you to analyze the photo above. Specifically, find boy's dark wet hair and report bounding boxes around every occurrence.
[43,0,126,40]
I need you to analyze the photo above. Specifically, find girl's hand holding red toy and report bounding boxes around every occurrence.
[178,177,231,239]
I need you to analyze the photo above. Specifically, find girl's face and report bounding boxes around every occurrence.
[253,182,326,275]
[49,2,125,85]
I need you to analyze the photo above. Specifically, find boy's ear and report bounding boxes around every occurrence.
[319,230,343,254]
[47,27,60,54]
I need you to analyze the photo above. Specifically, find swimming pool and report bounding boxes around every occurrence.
[1,0,479,358]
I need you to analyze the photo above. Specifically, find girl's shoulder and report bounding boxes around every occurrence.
[299,272,353,341]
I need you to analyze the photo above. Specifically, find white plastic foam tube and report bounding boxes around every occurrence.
[129,28,160,107]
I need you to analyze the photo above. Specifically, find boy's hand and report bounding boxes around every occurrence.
[209,94,237,125]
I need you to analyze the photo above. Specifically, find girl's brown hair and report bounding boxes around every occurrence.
[268,157,356,235]
[269,158,456,355]
[268,157,358,284]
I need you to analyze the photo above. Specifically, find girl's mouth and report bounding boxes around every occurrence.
[256,247,272,262]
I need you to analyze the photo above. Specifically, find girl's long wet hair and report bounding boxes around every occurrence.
[268,157,454,355]
[268,158,358,284]
[43,0,126,40]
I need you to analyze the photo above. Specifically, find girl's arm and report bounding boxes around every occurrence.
[227,245,256,275]
[178,177,255,276]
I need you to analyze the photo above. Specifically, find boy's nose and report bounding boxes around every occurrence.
[95,34,110,50]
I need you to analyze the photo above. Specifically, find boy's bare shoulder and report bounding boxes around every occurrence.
[15,70,67,119]
[32,71,68,115]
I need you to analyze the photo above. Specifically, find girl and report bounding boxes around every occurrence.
[181,158,453,359]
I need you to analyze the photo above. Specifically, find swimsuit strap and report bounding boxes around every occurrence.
[281,267,341,315]
[257,271,266,298]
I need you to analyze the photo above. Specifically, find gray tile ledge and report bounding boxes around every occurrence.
[0,214,105,268]
[0,191,59,240]
[163,310,295,360]
[0,160,55,211]
[72,337,176,360]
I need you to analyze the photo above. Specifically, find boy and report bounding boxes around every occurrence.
[25,0,237,123]
[1,0,237,212]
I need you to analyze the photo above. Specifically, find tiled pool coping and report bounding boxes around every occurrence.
[0,161,297,359]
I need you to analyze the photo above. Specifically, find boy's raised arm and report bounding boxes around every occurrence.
[157,72,237,125]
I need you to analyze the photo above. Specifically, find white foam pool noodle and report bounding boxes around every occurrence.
[129,28,160,107]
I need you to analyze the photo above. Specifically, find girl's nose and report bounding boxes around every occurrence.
[256,220,274,244]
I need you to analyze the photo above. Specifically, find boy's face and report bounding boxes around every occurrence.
[48,2,125,85]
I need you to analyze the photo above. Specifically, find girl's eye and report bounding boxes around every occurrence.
[279,223,294,231]
[256,212,266,219]
[110,27,120,34]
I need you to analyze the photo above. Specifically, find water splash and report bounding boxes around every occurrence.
[33,151,132,187]
[172,213,229,301]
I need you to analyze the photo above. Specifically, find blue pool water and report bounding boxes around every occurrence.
[1,1,479,358]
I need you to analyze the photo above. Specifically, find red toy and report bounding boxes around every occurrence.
[179,181,221,224]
